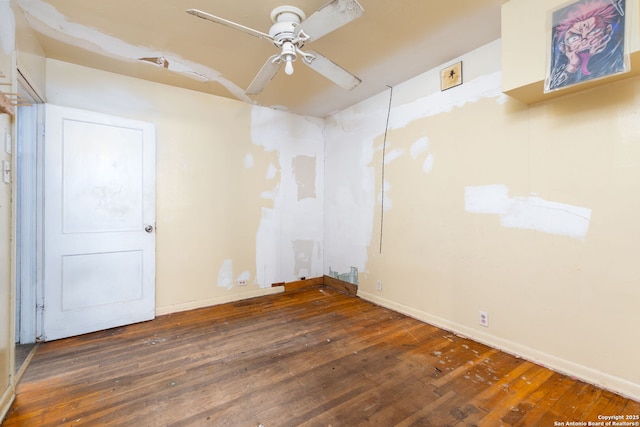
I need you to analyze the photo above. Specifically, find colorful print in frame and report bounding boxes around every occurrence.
[545,0,627,92]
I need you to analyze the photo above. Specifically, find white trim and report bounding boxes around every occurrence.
[15,98,39,344]
[156,287,284,316]
[0,383,15,424]
[358,290,640,401]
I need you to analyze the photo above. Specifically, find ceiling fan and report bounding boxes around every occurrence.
[186,0,364,95]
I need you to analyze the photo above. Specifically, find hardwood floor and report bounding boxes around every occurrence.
[3,285,639,426]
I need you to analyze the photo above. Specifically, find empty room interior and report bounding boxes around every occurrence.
[1,0,640,425]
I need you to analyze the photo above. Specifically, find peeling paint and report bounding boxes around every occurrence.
[464,184,592,240]
[17,0,250,101]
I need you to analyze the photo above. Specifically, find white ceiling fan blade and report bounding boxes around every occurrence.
[186,9,273,41]
[304,51,361,90]
[246,55,282,95]
[297,0,364,41]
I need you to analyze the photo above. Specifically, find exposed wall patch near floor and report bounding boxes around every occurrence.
[217,259,234,290]
[464,184,592,240]
[328,266,359,285]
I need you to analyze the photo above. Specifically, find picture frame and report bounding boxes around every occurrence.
[544,0,628,93]
[440,61,462,91]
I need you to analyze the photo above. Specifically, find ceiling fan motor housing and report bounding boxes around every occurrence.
[269,6,306,46]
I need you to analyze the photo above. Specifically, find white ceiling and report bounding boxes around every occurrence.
[16,0,507,117]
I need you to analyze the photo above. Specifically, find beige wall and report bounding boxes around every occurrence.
[45,59,325,315]
[325,39,640,400]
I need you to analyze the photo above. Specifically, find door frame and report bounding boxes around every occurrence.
[15,70,45,344]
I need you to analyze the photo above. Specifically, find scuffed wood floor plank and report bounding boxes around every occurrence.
[3,285,639,426]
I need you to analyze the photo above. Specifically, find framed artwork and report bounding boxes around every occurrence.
[440,61,462,91]
[545,0,628,93]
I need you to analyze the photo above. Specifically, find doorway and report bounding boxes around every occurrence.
[14,72,44,377]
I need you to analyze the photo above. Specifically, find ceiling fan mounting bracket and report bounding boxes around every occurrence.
[268,6,309,48]
[270,6,306,24]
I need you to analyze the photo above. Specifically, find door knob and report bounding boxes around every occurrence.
[145,225,154,233]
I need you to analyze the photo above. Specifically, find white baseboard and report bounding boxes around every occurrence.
[156,286,284,316]
[0,383,15,424]
[358,290,640,401]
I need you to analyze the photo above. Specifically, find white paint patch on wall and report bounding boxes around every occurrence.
[266,163,278,180]
[465,184,592,240]
[422,154,435,173]
[237,270,251,283]
[217,259,234,290]
[384,148,405,165]
[260,191,275,200]
[17,0,250,101]
[411,137,430,159]
[410,136,435,174]
[243,153,254,169]
[390,72,503,130]
[251,106,324,287]
[0,1,15,54]
[379,180,393,211]
[324,45,504,274]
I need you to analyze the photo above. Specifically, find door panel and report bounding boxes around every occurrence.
[43,105,156,341]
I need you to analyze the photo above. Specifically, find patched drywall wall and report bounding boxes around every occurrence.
[325,39,640,399]
[251,107,324,287]
[44,59,323,315]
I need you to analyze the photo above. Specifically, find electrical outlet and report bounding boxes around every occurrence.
[237,279,248,286]
[377,280,382,291]
[479,311,489,327]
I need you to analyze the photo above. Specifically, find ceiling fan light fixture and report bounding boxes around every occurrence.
[281,42,297,75]
[285,58,295,75]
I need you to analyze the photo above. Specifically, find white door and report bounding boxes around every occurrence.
[43,104,156,341]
